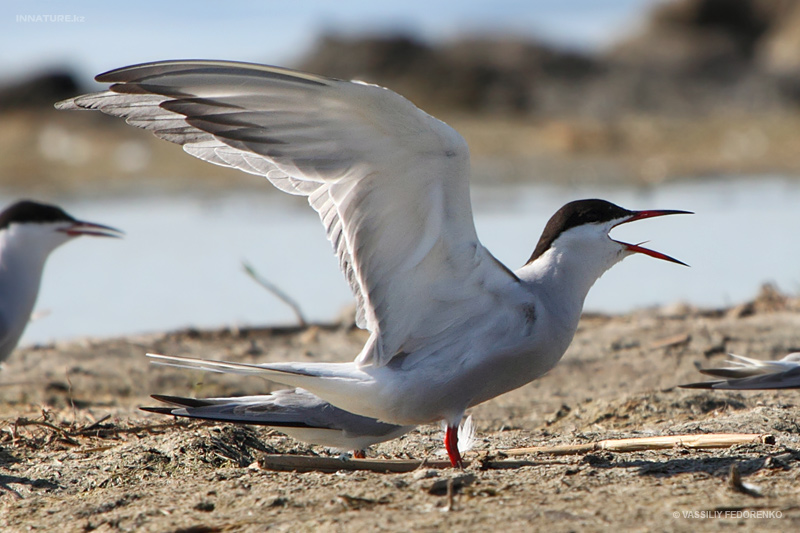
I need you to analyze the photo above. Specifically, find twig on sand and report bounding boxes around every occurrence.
[242,260,308,327]
[257,455,455,473]
[79,414,112,433]
[253,434,775,473]
[11,418,80,446]
[256,454,568,473]
[500,433,775,456]
[4,416,195,446]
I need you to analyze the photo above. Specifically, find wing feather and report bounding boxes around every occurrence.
[58,60,517,367]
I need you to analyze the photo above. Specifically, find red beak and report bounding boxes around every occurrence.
[613,209,691,266]
[58,220,124,238]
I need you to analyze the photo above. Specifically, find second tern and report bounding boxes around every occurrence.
[0,200,122,365]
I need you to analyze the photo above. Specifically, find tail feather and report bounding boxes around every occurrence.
[147,353,274,376]
[145,353,372,417]
[140,406,178,415]
[150,394,215,408]
[678,381,723,389]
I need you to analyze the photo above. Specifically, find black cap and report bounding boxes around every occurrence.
[527,199,632,264]
[0,200,76,230]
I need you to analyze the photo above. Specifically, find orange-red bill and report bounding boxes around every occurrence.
[58,221,124,238]
[614,209,692,266]
[624,241,688,266]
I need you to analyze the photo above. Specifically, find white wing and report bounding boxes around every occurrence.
[58,60,518,367]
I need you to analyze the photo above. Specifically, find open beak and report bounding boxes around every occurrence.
[58,220,124,238]
[612,209,691,266]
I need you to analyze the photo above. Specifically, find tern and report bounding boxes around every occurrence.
[58,60,690,466]
[141,388,414,458]
[0,200,123,365]
[681,353,800,389]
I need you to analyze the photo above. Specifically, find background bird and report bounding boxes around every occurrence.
[0,200,123,365]
[681,353,800,389]
[59,61,690,466]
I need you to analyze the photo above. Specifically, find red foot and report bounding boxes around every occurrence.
[353,449,366,459]
[445,424,464,468]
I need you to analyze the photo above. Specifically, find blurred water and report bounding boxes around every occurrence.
[8,176,800,344]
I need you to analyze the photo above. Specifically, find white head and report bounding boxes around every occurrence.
[523,199,690,308]
[0,200,123,260]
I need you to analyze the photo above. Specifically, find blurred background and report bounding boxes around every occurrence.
[1,0,799,344]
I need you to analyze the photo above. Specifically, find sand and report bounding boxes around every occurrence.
[1,287,799,532]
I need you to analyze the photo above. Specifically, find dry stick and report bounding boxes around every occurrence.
[7,417,191,444]
[242,260,308,327]
[257,455,455,473]
[65,370,77,424]
[256,455,565,473]
[12,418,80,446]
[79,414,112,433]
[252,434,775,474]
[76,420,194,437]
[500,433,775,456]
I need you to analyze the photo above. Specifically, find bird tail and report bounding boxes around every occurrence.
[146,353,365,400]
[677,380,725,389]
[140,394,320,428]
[147,352,279,375]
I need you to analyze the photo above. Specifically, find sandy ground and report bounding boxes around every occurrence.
[1,288,799,532]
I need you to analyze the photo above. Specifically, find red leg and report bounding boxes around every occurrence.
[445,424,463,468]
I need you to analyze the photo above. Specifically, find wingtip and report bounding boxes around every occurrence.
[150,394,212,408]
[54,98,78,110]
[678,381,720,389]
[139,406,177,415]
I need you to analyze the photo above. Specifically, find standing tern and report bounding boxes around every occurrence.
[58,60,690,466]
[0,200,123,365]
[681,353,800,389]
[141,388,414,458]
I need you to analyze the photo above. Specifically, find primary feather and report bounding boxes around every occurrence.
[58,61,517,369]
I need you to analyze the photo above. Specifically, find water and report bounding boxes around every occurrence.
[10,176,800,344]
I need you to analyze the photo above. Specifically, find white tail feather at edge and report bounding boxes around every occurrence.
[437,415,475,455]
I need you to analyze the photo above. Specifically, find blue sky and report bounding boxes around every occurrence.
[2,1,661,84]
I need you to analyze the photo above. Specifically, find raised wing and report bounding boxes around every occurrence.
[59,60,517,367]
